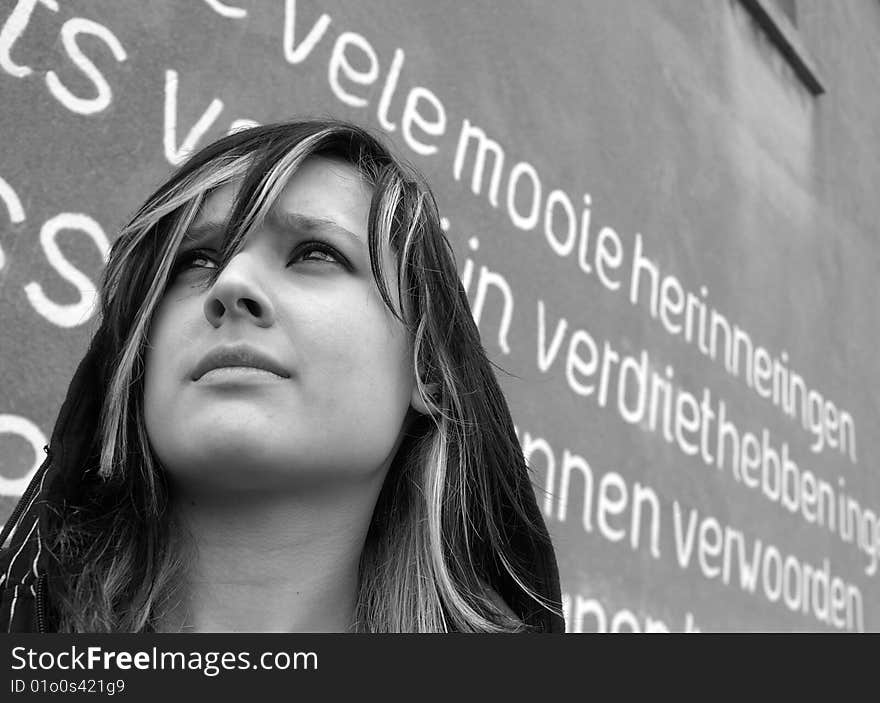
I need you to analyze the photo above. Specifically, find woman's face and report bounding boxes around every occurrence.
[144,156,420,494]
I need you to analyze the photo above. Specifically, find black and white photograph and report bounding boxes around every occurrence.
[0,0,877,653]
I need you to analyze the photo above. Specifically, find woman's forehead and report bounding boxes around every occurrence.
[191,156,372,239]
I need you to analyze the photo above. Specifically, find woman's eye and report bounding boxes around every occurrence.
[170,242,346,279]
[172,249,218,274]
[291,241,346,266]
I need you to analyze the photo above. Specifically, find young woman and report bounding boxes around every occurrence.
[0,120,564,633]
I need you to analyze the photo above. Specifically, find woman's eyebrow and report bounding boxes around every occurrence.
[183,220,225,245]
[183,212,363,247]
[266,210,363,245]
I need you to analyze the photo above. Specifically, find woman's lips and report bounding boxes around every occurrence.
[192,344,290,381]
[196,366,284,382]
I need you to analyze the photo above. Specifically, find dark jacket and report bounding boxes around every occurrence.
[0,331,565,633]
[0,330,108,633]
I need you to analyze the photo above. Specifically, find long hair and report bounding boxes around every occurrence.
[47,119,562,632]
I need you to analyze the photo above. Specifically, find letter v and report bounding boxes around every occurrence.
[163,69,223,166]
[283,0,331,64]
[673,501,698,569]
[537,300,568,372]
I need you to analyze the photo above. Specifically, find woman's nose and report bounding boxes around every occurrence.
[203,253,275,328]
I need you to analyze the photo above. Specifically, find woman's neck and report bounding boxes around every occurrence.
[159,479,382,633]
